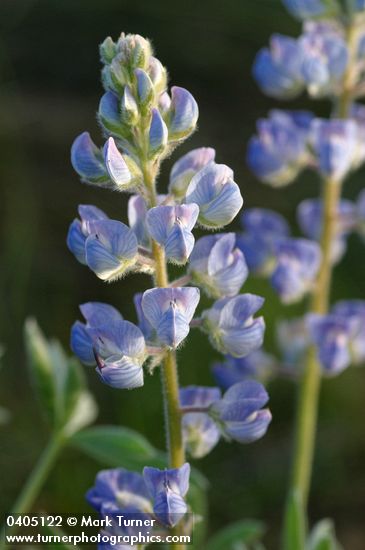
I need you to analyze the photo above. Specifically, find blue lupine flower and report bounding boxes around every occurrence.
[143,463,190,527]
[189,233,248,298]
[202,294,265,357]
[169,147,216,198]
[282,0,340,20]
[297,198,356,239]
[90,320,146,389]
[254,24,348,100]
[67,205,109,264]
[271,238,321,303]
[86,468,155,542]
[128,194,166,248]
[71,302,124,365]
[310,119,357,181]
[141,287,200,348]
[87,468,152,515]
[247,110,313,187]
[253,34,305,99]
[237,208,290,275]
[241,207,290,236]
[166,87,199,141]
[71,305,146,389]
[332,300,365,365]
[297,198,356,262]
[306,313,353,375]
[185,162,243,228]
[299,22,348,97]
[85,219,139,281]
[277,317,310,367]
[67,206,139,280]
[212,350,275,389]
[146,204,199,264]
[210,380,272,443]
[180,386,222,458]
[71,132,109,185]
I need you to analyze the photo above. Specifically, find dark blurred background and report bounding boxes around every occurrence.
[0,0,364,548]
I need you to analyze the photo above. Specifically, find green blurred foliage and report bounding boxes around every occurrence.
[0,1,364,548]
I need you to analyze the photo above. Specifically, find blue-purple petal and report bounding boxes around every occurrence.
[80,302,123,327]
[67,220,87,264]
[168,87,199,140]
[85,220,138,281]
[70,321,95,365]
[96,356,144,389]
[104,137,133,188]
[169,147,216,198]
[149,108,168,154]
[71,132,108,182]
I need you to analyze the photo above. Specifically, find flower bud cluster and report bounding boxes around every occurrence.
[71,32,199,194]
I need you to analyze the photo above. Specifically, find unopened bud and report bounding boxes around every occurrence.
[100,36,117,64]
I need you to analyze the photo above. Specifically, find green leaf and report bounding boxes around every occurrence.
[48,342,83,424]
[307,519,343,550]
[24,318,97,435]
[70,425,166,470]
[63,390,98,437]
[70,425,208,491]
[25,319,59,424]
[283,490,306,550]
[206,520,265,550]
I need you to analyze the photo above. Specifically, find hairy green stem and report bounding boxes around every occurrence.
[141,157,186,548]
[152,237,185,469]
[142,162,185,470]
[0,432,64,548]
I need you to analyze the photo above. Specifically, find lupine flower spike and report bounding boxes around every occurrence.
[68,31,270,541]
